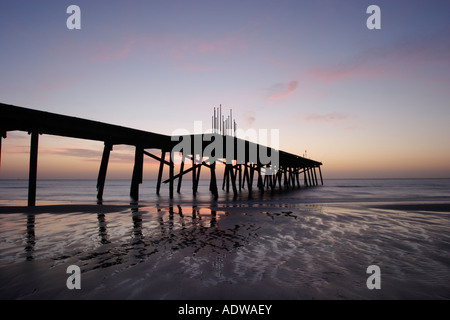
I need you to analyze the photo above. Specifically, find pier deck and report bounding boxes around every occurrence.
[0,103,323,206]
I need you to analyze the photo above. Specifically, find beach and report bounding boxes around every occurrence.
[0,179,449,300]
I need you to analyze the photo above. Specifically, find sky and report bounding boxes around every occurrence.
[0,0,449,179]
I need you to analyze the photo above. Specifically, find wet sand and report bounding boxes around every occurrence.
[0,201,449,300]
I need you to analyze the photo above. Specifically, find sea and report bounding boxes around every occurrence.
[0,178,449,300]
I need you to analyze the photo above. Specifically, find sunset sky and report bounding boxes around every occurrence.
[1,0,449,179]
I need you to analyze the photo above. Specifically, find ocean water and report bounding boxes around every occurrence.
[0,178,449,300]
[1,178,449,206]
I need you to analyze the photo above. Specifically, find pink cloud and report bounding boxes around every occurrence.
[168,36,247,60]
[242,111,256,126]
[266,80,298,101]
[304,112,350,122]
[44,147,134,163]
[91,38,136,62]
[304,28,450,85]
[306,65,383,83]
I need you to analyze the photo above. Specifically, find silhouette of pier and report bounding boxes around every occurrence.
[0,103,323,206]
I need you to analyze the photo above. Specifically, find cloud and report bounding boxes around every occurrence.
[304,27,450,85]
[266,80,298,101]
[306,65,383,83]
[304,112,350,122]
[242,111,256,126]
[45,148,134,163]
[50,148,101,159]
[90,38,136,62]
[166,35,247,61]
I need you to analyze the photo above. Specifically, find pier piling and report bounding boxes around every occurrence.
[97,142,112,201]
[28,132,39,207]
[130,146,144,202]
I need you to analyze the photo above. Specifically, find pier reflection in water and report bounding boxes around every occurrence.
[20,206,260,273]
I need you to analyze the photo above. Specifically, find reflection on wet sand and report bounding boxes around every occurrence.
[22,206,258,272]
[8,201,450,299]
[25,215,35,261]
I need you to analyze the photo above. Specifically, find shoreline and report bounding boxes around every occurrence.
[1,199,450,214]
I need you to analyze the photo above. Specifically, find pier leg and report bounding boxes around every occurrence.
[249,164,255,191]
[242,164,249,190]
[177,156,184,193]
[209,160,218,199]
[307,167,312,187]
[97,142,112,201]
[169,152,174,199]
[226,164,231,192]
[303,168,308,187]
[222,163,230,192]
[156,151,166,195]
[277,170,282,189]
[296,170,301,189]
[0,133,3,169]
[313,167,318,186]
[257,164,264,191]
[290,167,295,188]
[28,132,39,207]
[0,131,4,169]
[283,168,288,189]
[238,165,242,191]
[192,155,197,195]
[229,164,238,197]
[130,146,143,202]
[318,166,323,185]
[194,162,201,194]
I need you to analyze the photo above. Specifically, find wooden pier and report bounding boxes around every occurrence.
[0,103,323,206]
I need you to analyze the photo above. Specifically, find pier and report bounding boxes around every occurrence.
[0,103,323,206]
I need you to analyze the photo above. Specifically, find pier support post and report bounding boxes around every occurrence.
[223,163,231,192]
[97,142,112,201]
[0,136,1,169]
[156,151,166,195]
[177,156,185,193]
[169,151,174,199]
[313,167,318,186]
[243,164,251,191]
[277,170,282,189]
[238,165,242,191]
[229,164,238,197]
[318,166,323,185]
[192,155,197,196]
[296,170,301,189]
[28,132,39,207]
[249,164,255,191]
[130,146,144,202]
[193,161,201,194]
[209,159,218,199]
[283,168,288,189]
[257,164,264,191]
[290,167,295,188]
